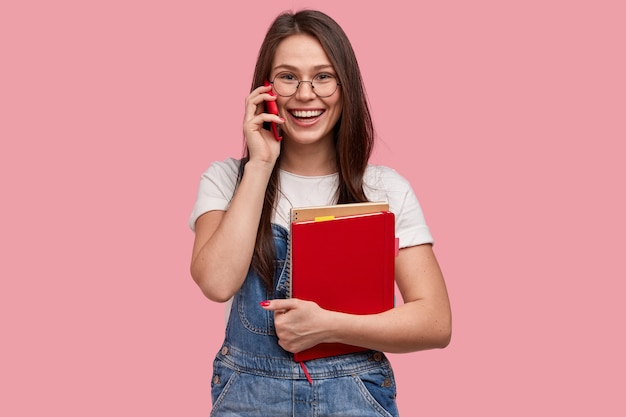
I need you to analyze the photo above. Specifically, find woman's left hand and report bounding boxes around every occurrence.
[261,299,334,353]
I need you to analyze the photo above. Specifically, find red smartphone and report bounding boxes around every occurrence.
[264,80,281,141]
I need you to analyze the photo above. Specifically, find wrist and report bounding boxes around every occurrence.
[324,310,351,344]
[243,159,276,177]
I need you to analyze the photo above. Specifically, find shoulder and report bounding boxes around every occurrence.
[201,157,241,182]
[364,164,434,247]
[363,164,415,215]
[363,164,413,195]
[189,157,242,231]
[197,157,243,193]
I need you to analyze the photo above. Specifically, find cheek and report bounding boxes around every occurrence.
[276,98,288,116]
[329,100,343,123]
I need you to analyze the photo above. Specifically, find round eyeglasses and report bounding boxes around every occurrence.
[270,72,341,98]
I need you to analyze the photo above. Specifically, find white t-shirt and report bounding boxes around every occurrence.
[189,158,433,248]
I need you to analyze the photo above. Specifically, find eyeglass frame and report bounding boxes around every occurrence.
[269,73,341,98]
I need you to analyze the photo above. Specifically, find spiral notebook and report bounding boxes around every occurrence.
[289,202,397,362]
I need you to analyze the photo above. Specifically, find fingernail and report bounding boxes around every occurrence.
[260,300,271,307]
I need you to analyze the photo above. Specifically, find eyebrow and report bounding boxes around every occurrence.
[273,64,335,72]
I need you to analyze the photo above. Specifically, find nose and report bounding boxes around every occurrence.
[295,81,316,100]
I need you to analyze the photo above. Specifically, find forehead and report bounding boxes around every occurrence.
[272,34,333,72]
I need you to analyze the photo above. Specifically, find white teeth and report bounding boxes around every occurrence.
[292,110,323,118]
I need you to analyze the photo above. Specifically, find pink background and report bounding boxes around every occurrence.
[1,0,624,415]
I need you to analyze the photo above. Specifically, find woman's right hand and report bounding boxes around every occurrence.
[243,84,284,165]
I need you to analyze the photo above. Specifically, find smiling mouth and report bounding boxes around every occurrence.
[290,110,324,120]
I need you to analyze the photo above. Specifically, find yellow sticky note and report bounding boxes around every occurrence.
[314,215,335,222]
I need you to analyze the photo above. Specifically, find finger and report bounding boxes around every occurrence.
[259,299,296,311]
[245,102,280,132]
[247,85,276,107]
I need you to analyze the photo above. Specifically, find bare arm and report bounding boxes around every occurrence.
[190,161,273,302]
[190,85,283,302]
[264,244,452,353]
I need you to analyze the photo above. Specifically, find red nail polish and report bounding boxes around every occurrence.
[260,300,271,307]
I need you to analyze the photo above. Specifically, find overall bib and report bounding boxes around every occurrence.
[210,224,399,417]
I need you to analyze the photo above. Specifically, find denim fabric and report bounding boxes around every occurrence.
[210,224,399,417]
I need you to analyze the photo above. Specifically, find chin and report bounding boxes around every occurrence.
[284,130,334,145]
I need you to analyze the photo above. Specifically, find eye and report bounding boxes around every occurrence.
[275,72,298,82]
[314,73,336,83]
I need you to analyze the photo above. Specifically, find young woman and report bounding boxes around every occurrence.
[189,9,451,416]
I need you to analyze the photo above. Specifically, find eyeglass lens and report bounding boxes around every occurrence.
[272,73,339,97]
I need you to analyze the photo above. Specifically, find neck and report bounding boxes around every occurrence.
[279,139,337,176]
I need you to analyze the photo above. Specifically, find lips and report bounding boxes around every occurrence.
[290,109,324,119]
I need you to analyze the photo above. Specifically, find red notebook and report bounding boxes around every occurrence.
[289,204,396,362]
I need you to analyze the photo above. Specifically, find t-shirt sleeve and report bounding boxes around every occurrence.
[364,166,434,248]
[394,179,434,248]
[188,158,240,231]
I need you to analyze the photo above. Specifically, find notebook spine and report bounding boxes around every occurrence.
[385,212,396,306]
[286,229,292,298]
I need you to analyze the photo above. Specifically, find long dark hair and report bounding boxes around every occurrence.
[240,10,375,288]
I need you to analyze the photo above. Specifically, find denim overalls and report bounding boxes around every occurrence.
[210,224,399,416]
